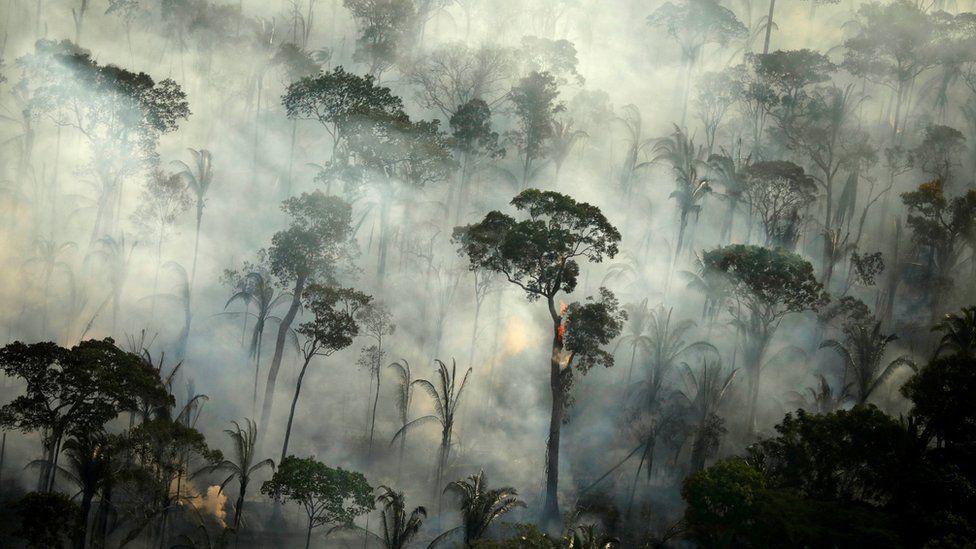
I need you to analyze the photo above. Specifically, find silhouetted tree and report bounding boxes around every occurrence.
[454,189,623,523]
[194,419,274,531]
[281,285,371,462]
[702,245,826,431]
[261,456,373,549]
[259,192,355,442]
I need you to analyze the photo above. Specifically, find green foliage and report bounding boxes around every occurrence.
[374,486,426,549]
[681,458,765,547]
[261,456,373,529]
[742,160,817,248]
[344,0,416,76]
[748,407,906,503]
[444,471,525,544]
[933,306,976,357]
[267,191,355,286]
[282,65,405,151]
[509,71,564,182]
[451,99,502,157]
[0,338,169,443]
[911,124,966,184]
[11,491,83,548]
[18,39,190,163]
[901,354,976,449]
[820,319,914,405]
[453,189,620,300]
[563,288,627,373]
[299,284,372,358]
[901,179,976,284]
[702,244,827,320]
[648,0,747,62]
[843,1,939,89]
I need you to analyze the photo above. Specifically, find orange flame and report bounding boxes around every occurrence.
[556,301,568,343]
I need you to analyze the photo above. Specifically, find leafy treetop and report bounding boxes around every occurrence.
[453,189,621,301]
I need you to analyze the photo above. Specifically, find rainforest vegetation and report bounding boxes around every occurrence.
[0,0,975,547]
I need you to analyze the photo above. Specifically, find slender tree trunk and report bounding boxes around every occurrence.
[286,120,297,197]
[260,276,306,443]
[762,0,776,54]
[377,192,392,280]
[281,354,313,463]
[626,343,638,387]
[190,204,203,292]
[368,340,382,457]
[75,489,94,549]
[542,296,564,526]
[233,484,246,531]
[0,431,6,488]
[305,517,313,549]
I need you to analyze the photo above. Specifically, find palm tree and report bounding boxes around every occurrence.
[29,431,119,548]
[820,321,916,405]
[223,270,294,415]
[194,419,274,531]
[788,374,850,414]
[373,486,426,549]
[624,307,714,507]
[387,359,414,480]
[392,359,472,506]
[23,237,76,336]
[680,255,729,326]
[706,149,750,243]
[436,471,524,546]
[173,148,214,290]
[933,306,976,357]
[550,118,587,181]
[615,105,655,200]
[88,232,137,335]
[614,298,653,386]
[158,261,192,363]
[654,125,711,267]
[679,358,738,472]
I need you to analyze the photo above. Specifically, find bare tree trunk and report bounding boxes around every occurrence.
[762,0,776,54]
[281,354,313,463]
[260,275,306,444]
[542,296,564,527]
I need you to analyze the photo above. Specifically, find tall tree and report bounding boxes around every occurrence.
[648,0,746,125]
[371,486,427,549]
[387,359,414,479]
[343,0,417,79]
[820,319,915,405]
[357,301,395,457]
[654,125,711,265]
[454,189,623,524]
[392,359,471,506]
[508,71,564,190]
[281,285,371,463]
[282,66,405,162]
[131,169,190,323]
[17,40,189,242]
[702,245,826,431]
[843,0,938,139]
[900,180,976,320]
[742,160,817,249]
[450,98,503,221]
[0,339,168,493]
[222,266,293,415]
[173,148,215,290]
[259,192,355,442]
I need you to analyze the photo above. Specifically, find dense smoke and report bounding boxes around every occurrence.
[0,0,973,546]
